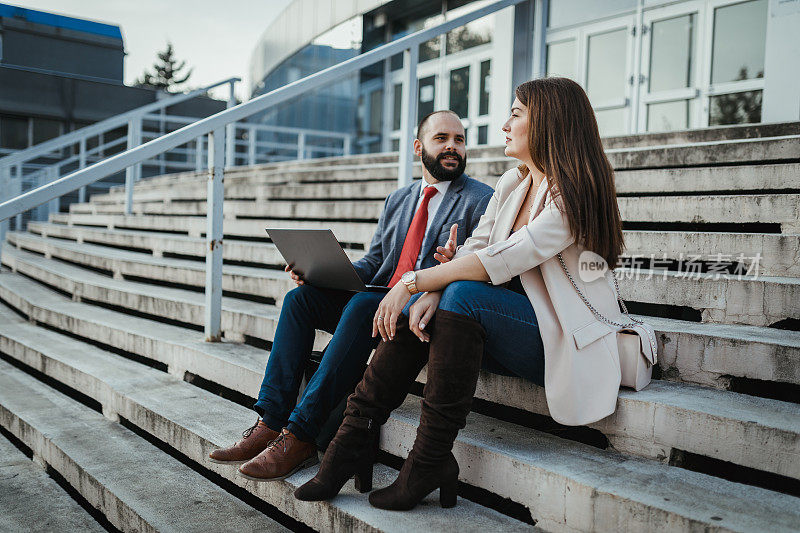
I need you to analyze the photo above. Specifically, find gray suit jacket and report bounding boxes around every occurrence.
[352,173,493,286]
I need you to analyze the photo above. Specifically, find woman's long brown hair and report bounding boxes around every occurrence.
[517,77,625,268]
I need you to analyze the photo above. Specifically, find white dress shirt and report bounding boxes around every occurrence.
[413,179,451,269]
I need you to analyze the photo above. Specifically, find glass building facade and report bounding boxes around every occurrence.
[247,0,796,156]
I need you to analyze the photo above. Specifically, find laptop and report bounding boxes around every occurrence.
[265,228,390,293]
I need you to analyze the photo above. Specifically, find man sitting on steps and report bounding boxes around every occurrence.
[208,110,494,482]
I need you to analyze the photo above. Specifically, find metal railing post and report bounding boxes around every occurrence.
[398,46,419,189]
[343,136,352,156]
[124,117,142,215]
[0,167,8,263]
[14,163,22,230]
[47,167,60,217]
[297,133,306,160]
[248,125,256,166]
[35,171,48,221]
[225,80,237,169]
[195,136,204,172]
[78,138,87,203]
[205,129,225,342]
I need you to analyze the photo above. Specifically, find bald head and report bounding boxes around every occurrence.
[416,110,464,141]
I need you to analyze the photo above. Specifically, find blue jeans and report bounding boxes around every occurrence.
[254,285,383,440]
[403,280,545,386]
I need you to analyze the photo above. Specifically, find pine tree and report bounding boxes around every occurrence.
[135,42,193,91]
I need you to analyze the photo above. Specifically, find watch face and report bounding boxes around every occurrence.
[401,271,414,283]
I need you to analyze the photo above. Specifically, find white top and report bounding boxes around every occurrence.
[413,179,452,269]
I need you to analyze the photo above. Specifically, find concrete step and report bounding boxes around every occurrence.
[622,229,800,278]
[1,260,796,404]
[0,307,797,533]
[84,191,800,236]
[618,194,800,233]
[28,221,800,278]
[10,234,798,327]
[72,198,387,221]
[0,245,331,349]
[4,238,799,379]
[0,310,531,532]
[94,178,399,204]
[59,194,800,249]
[99,134,800,204]
[618,267,799,326]
[0,434,106,533]
[89,162,800,207]
[614,163,800,195]
[0,272,797,480]
[601,121,800,149]
[108,134,800,195]
[0,362,289,533]
[50,212,377,247]
[7,231,297,306]
[27,221,366,265]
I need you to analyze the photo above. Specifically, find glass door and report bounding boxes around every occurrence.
[584,21,634,136]
[702,0,768,127]
[638,1,704,132]
[546,15,635,137]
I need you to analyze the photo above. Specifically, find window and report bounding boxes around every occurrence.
[445,0,493,55]
[477,125,488,145]
[711,0,767,84]
[418,76,436,122]
[594,108,626,137]
[0,115,28,149]
[449,66,470,118]
[479,60,491,116]
[546,40,576,79]
[647,100,691,132]
[392,83,403,130]
[586,28,628,104]
[709,90,762,126]
[33,118,63,145]
[649,14,695,92]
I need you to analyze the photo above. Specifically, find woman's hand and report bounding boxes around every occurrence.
[408,291,442,342]
[373,282,412,341]
[433,224,458,264]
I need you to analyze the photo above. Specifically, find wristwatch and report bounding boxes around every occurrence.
[400,270,419,295]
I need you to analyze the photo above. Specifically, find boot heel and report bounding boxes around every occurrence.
[439,479,458,508]
[353,463,373,493]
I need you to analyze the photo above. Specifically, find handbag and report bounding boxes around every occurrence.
[556,252,659,391]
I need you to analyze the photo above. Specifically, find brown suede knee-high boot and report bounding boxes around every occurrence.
[294,315,431,501]
[369,309,486,511]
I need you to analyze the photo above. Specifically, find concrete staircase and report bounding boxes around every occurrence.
[1,122,799,532]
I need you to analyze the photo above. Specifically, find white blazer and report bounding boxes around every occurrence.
[454,167,626,426]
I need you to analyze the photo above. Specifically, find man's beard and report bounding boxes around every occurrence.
[420,146,467,182]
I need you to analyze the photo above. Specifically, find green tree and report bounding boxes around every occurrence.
[135,42,193,91]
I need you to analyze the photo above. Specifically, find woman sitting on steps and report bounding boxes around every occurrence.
[295,77,628,510]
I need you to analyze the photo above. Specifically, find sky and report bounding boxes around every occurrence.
[9,0,293,100]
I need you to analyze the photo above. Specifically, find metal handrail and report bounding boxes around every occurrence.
[0,0,523,341]
[0,77,240,169]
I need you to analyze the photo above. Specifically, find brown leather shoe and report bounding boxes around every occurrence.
[238,428,318,482]
[208,418,280,464]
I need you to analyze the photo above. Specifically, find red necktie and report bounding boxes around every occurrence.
[388,186,439,287]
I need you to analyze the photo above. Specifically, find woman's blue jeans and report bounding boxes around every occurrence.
[254,285,383,440]
[403,280,545,386]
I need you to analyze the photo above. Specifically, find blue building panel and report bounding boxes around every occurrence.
[0,3,122,40]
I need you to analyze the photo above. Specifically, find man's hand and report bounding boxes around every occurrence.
[284,263,304,286]
[434,223,458,264]
[409,291,442,342]
[373,282,412,341]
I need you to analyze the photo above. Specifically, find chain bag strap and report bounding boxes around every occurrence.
[556,252,658,367]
